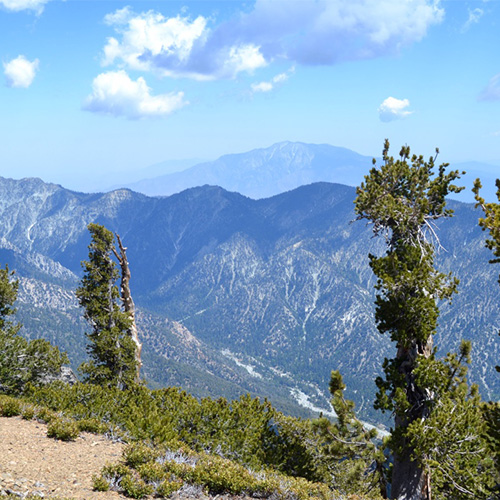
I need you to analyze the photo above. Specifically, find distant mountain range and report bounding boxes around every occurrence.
[0,175,499,424]
[119,142,500,203]
[122,142,374,199]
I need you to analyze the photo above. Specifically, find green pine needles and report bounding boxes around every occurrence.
[76,223,138,391]
[473,177,500,491]
[0,265,68,395]
[355,140,495,499]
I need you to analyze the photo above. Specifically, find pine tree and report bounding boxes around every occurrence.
[311,370,386,498]
[0,264,68,394]
[76,223,139,390]
[354,140,483,499]
[403,340,496,499]
[473,178,500,374]
[472,178,500,493]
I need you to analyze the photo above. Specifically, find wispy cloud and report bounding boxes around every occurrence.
[101,0,443,81]
[0,0,50,14]
[378,97,413,122]
[462,8,484,32]
[3,55,39,88]
[479,74,500,101]
[83,70,188,119]
[251,67,295,93]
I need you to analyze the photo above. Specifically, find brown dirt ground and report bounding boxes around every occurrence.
[0,416,126,499]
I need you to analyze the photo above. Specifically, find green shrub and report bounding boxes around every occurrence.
[21,403,36,420]
[47,417,80,441]
[120,473,154,499]
[96,443,339,500]
[25,381,378,498]
[189,454,258,494]
[123,442,160,468]
[101,462,131,477]
[262,474,332,500]
[162,459,193,479]
[137,461,168,482]
[35,406,57,423]
[156,478,183,497]
[0,395,21,417]
[77,418,107,434]
[92,474,110,491]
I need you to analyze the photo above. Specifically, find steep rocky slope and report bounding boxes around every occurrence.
[0,177,498,422]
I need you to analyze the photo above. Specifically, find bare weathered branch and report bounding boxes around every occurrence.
[113,233,142,383]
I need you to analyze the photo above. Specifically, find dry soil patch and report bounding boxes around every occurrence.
[0,416,126,499]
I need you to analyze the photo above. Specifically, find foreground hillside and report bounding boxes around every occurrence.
[0,386,380,500]
[0,176,498,421]
[0,416,125,499]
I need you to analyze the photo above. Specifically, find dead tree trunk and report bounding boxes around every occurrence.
[113,233,142,384]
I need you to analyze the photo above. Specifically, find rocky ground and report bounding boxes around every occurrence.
[0,417,259,500]
[0,416,125,499]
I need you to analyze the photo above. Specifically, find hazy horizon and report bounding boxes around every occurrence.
[1,0,499,191]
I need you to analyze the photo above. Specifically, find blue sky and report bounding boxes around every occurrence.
[0,0,499,191]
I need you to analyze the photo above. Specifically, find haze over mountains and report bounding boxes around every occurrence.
[119,142,500,203]
[121,142,373,199]
[0,168,499,423]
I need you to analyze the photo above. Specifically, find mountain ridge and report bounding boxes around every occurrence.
[0,175,498,422]
[121,142,374,199]
[115,141,500,204]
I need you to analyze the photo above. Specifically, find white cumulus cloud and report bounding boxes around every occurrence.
[233,0,444,65]
[101,0,441,81]
[83,70,188,119]
[102,8,266,80]
[0,0,50,13]
[4,55,39,88]
[378,97,413,122]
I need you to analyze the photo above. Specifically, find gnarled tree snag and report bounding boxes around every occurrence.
[113,233,142,384]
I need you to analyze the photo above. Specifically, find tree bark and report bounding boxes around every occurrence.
[113,233,142,383]
[391,339,433,500]
[391,452,428,500]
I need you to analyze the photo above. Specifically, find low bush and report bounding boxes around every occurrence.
[47,417,80,441]
[123,442,160,468]
[188,454,258,494]
[35,405,57,423]
[0,395,22,417]
[20,403,36,420]
[120,473,154,499]
[77,418,108,434]
[95,442,334,500]
[156,477,184,497]
[92,474,110,492]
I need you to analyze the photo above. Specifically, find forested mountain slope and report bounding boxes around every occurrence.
[0,176,498,422]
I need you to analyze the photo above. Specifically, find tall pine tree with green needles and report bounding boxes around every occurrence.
[472,178,500,494]
[354,140,494,499]
[0,264,68,395]
[76,223,138,391]
[473,177,500,375]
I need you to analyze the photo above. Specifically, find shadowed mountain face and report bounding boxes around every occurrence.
[0,176,498,423]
